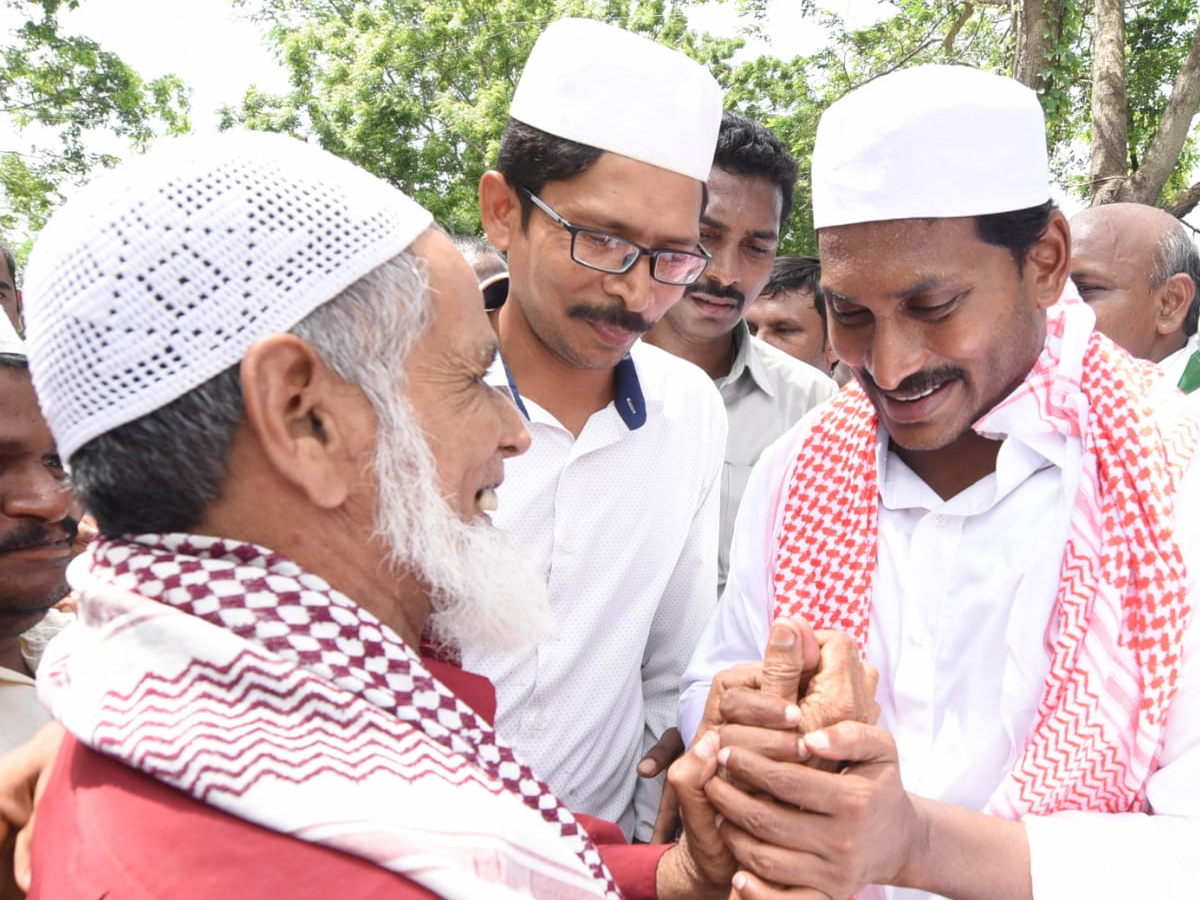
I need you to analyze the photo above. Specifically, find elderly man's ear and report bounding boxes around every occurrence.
[237,334,370,510]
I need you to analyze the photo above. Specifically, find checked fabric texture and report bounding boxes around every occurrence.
[39,534,620,900]
[771,296,1200,818]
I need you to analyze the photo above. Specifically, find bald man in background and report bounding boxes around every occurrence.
[1070,202,1200,391]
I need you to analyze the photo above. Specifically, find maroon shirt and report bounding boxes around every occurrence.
[30,659,666,899]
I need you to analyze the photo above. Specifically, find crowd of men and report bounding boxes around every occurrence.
[1,15,1200,900]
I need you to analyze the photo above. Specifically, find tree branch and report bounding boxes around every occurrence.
[1167,181,1200,219]
[1126,19,1200,204]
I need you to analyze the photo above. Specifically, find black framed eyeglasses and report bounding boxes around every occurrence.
[521,188,711,286]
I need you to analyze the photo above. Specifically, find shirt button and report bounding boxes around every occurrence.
[532,714,547,731]
[934,514,948,526]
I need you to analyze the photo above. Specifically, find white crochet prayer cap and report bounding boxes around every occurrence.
[811,65,1050,229]
[509,18,723,182]
[23,130,433,462]
[0,313,23,357]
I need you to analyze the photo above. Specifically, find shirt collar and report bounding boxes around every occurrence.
[718,319,777,397]
[483,340,647,431]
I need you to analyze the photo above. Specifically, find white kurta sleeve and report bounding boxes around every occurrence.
[631,386,727,840]
[1024,452,1200,899]
[677,421,807,746]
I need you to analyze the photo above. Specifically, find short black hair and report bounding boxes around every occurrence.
[761,254,823,320]
[495,118,606,231]
[712,112,798,230]
[973,200,1057,274]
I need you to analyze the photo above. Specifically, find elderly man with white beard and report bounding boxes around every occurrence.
[3,130,759,900]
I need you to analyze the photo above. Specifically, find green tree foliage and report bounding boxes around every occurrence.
[1,0,190,248]
[224,0,742,236]
[781,0,1200,213]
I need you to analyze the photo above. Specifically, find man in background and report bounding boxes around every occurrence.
[1070,202,1200,391]
[643,112,834,594]
[747,254,840,378]
[0,313,79,755]
[453,234,509,309]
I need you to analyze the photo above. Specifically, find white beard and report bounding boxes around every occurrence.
[370,395,550,656]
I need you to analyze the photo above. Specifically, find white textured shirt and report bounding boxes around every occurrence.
[471,339,726,839]
[680,350,1200,899]
[714,323,836,593]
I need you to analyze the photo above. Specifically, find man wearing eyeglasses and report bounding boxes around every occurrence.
[470,18,728,841]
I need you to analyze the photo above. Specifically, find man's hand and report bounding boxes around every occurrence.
[696,618,822,748]
[714,620,878,772]
[0,722,65,898]
[708,721,920,900]
[638,727,684,842]
[655,732,736,900]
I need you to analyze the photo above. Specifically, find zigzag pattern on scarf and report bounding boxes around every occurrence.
[90,630,510,804]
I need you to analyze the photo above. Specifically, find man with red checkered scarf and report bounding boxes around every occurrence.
[680,65,1200,900]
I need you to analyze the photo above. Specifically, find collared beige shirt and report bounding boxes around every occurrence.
[713,321,836,592]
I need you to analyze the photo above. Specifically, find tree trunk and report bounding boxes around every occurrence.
[1014,0,1053,90]
[1119,20,1200,206]
[1088,0,1128,204]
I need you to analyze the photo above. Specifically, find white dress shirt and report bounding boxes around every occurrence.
[680,339,1200,899]
[714,323,836,593]
[472,339,726,839]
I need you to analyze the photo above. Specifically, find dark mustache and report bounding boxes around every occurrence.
[0,516,79,554]
[858,366,965,396]
[567,303,652,334]
[686,278,745,307]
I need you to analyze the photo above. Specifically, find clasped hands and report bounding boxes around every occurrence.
[657,617,925,900]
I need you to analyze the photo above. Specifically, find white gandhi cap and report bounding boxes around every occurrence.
[23,130,433,462]
[812,65,1051,229]
[509,18,724,182]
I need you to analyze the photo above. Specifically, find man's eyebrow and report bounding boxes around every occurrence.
[823,277,955,305]
[0,280,13,291]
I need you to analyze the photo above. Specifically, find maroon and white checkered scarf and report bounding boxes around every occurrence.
[39,534,621,900]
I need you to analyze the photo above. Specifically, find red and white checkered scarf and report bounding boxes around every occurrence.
[771,295,1200,816]
[39,534,621,900]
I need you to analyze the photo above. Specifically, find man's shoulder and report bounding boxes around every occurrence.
[631,339,723,404]
[749,337,837,401]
